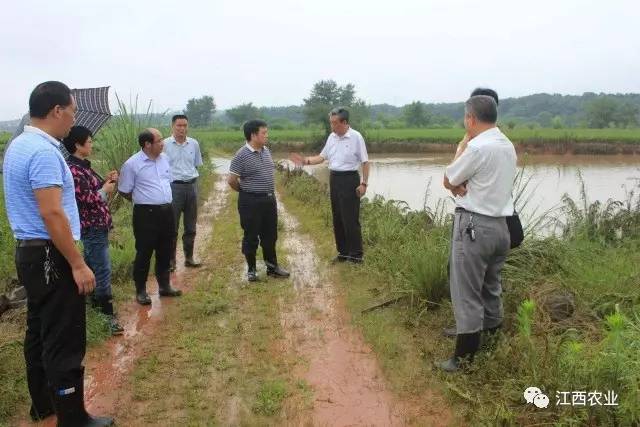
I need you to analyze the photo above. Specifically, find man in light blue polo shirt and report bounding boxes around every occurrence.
[3,81,113,426]
[119,128,182,305]
[163,114,203,270]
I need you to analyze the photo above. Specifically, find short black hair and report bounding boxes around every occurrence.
[243,119,268,141]
[29,81,73,119]
[470,87,499,106]
[62,126,93,154]
[329,107,349,123]
[172,114,188,123]
[138,129,155,148]
[465,95,498,124]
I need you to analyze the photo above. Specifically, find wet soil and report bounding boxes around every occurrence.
[277,201,452,426]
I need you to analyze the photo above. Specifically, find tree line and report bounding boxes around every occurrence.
[182,82,640,130]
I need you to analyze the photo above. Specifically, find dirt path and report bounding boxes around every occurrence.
[277,200,452,426]
[22,176,228,427]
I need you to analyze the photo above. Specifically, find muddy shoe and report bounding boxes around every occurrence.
[435,357,460,373]
[109,316,124,335]
[85,414,115,426]
[135,291,152,306]
[267,265,290,278]
[184,257,202,268]
[331,254,348,264]
[247,269,258,282]
[159,286,182,297]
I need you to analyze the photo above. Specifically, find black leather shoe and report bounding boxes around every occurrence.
[267,265,290,278]
[347,256,363,264]
[247,270,258,282]
[135,291,152,305]
[184,258,202,268]
[159,286,182,297]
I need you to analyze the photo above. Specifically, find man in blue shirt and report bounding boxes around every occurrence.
[163,114,203,270]
[119,128,182,305]
[3,81,113,426]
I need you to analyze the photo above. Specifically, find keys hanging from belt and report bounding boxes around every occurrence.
[465,214,476,242]
[43,245,60,285]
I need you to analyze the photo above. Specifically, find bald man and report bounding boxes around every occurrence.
[119,128,182,305]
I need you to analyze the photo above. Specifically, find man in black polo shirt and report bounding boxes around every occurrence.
[227,119,290,282]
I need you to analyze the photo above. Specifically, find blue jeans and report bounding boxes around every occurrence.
[82,228,112,298]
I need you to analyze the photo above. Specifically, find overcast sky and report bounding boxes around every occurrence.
[1,0,639,119]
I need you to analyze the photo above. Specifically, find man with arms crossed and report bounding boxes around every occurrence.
[437,95,517,372]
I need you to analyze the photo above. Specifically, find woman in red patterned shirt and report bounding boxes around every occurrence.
[63,126,123,335]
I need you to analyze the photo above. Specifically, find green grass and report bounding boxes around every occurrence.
[278,168,640,426]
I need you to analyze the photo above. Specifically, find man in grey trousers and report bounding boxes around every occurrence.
[437,95,517,372]
[163,114,203,270]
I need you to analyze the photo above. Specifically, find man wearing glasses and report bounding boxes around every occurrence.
[119,128,183,305]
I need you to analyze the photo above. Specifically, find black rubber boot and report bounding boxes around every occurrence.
[52,369,114,426]
[157,271,182,297]
[135,282,151,305]
[184,245,202,268]
[435,332,481,373]
[95,295,124,336]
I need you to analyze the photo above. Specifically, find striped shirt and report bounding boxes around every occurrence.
[229,143,275,193]
[2,126,81,240]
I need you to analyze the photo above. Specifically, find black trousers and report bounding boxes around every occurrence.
[170,180,198,260]
[238,192,278,269]
[329,171,363,259]
[16,243,86,417]
[133,204,175,291]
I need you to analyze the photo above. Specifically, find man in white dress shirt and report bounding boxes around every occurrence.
[291,107,370,263]
[437,95,517,372]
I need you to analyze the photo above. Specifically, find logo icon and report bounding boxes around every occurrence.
[524,386,549,408]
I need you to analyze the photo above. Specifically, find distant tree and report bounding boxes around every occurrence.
[402,101,432,127]
[551,115,564,129]
[303,80,369,135]
[185,96,216,127]
[505,120,517,130]
[536,111,554,127]
[585,97,619,128]
[226,102,261,126]
[615,102,639,127]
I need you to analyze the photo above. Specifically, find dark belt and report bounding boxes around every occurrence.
[241,191,274,197]
[455,207,470,213]
[134,203,172,209]
[172,178,197,184]
[330,170,358,176]
[16,239,52,248]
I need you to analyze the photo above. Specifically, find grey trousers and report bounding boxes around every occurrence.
[450,209,510,334]
[171,181,198,259]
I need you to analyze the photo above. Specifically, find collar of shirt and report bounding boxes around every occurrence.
[166,136,191,146]
[469,127,501,147]
[332,127,353,141]
[245,142,262,152]
[23,125,61,147]
[67,155,91,169]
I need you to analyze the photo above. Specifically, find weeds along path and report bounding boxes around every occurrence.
[277,199,449,426]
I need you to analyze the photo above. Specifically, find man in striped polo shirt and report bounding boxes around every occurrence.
[227,119,290,282]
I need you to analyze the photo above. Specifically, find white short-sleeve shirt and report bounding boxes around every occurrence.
[320,128,369,171]
[445,127,517,217]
